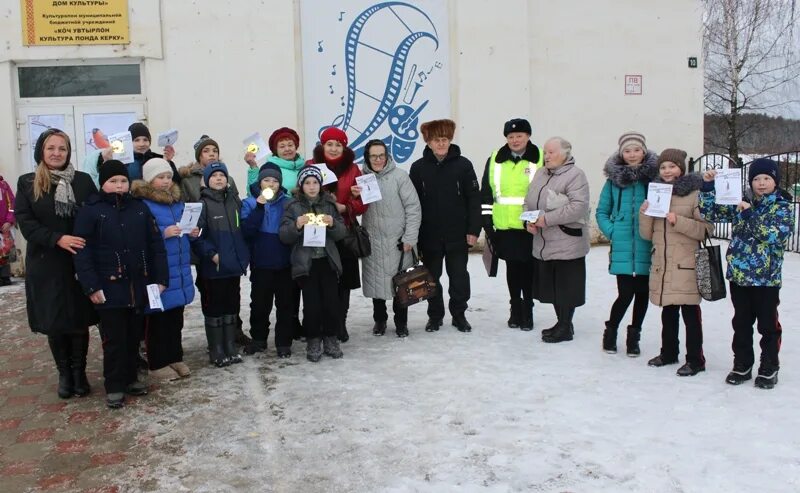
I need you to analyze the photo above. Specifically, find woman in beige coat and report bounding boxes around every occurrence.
[639,149,713,377]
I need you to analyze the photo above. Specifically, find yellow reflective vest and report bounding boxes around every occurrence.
[485,149,543,230]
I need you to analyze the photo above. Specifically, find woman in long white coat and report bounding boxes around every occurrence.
[360,139,422,337]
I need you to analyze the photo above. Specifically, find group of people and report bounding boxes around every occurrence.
[5,117,793,409]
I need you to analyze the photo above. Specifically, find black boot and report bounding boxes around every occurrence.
[425,318,442,332]
[372,321,387,336]
[452,313,472,333]
[507,299,521,328]
[725,361,753,385]
[223,315,243,364]
[520,299,534,331]
[626,326,641,357]
[602,322,617,353]
[204,316,228,367]
[542,306,573,343]
[755,357,779,389]
[47,335,73,399]
[69,333,91,397]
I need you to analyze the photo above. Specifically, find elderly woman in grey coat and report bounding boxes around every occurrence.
[524,137,591,343]
[360,140,422,337]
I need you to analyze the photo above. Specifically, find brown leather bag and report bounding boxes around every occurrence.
[392,250,437,308]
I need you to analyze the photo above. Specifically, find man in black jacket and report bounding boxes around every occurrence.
[409,119,481,332]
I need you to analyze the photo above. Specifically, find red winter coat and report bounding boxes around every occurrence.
[307,146,367,226]
[0,176,14,227]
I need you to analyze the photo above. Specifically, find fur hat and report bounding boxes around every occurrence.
[657,148,688,175]
[268,127,300,154]
[258,162,283,183]
[618,131,647,156]
[297,166,323,188]
[142,158,173,184]
[99,160,129,187]
[320,127,348,146]
[503,118,532,136]
[421,119,456,141]
[194,135,219,162]
[34,128,72,167]
[128,122,151,142]
[748,158,780,188]
[203,161,228,187]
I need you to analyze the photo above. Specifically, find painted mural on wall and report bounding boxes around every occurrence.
[300,0,450,164]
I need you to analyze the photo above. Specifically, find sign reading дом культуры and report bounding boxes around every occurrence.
[20,0,129,46]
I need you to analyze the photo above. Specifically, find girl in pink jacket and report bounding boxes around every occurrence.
[0,175,15,285]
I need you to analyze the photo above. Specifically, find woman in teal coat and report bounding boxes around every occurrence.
[595,132,658,356]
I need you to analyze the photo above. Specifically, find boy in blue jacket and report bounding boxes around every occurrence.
[193,162,250,367]
[241,164,294,357]
[73,161,168,409]
[700,159,795,389]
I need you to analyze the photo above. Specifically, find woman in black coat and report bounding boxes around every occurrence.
[15,129,98,399]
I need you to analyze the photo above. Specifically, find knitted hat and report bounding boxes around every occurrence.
[657,148,688,175]
[297,166,323,187]
[748,158,780,188]
[142,158,173,184]
[128,122,151,142]
[420,119,456,141]
[618,131,647,156]
[194,135,219,162]
[203,161,229,187]
[34,129,72,167]
[99,160,129,187]
[320,127,348,146]
[503,118,532,136]
[268,127,300,154]
[258,162,283,183]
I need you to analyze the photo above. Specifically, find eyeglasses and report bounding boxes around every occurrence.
[369,153,387,160]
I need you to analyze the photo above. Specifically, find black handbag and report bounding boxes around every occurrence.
[392,250,437,308]
[695,232,726,302]
[337,213,371,258]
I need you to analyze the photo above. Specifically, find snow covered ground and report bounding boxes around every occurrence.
[122,245,799,492]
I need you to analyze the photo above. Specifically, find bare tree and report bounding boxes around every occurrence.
[703,0,800,162]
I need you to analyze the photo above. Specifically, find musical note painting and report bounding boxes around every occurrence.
[300,0,450,164]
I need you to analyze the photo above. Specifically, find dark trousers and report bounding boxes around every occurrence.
[300,258,340,339]
[338,284,351,328]
[730,283,782,368]
[250,267,294,348]
[197,270,244,331]
[145,307,184,370]
[200,277,241,317]
[660,304,704,365]
[372,298,408,326]
[506,259,533,300]
[97,308,143,394]
[421,245,470,320]
[608,275,650,328]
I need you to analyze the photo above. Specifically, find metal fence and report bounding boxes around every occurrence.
[689,152,800,253]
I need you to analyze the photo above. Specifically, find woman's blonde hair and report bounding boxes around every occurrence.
[33,130,71,201]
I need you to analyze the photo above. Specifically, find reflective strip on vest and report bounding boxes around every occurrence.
[489,147,543,230]
[494,197,525,205]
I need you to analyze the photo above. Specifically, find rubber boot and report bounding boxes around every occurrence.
[223,314,243,364]
[69,332,91,396]
[47,335,73,399]
[520,299,534,331]
[602,322,618,353]
[507,299,522,328]
[204,316,228,367]
[626,325,641,357]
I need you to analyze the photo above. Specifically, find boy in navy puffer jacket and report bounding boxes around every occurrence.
[241,164,294,357]
[193,162,250,367]
[131,158,198,381]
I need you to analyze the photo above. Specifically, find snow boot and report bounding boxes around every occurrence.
[626,325,641,357]
[725,362,753,385]
[395,324,409,338]
[306,338,323,362]
[323,336,343,359]
[70,332,91,397]
[204,316,228,367]
[372,321,387,336]
[425,318,442,332]
[647,354,679,367]
[520,299,534,331]
[223,314,243,364]
[754,359,779,389]
[452,313,472,333]
[48,335,73,399]
[677,360,706,376]
[543,306,573,343]
[507,299,522,328]
[602,322,618,353]
[243,339,268,355]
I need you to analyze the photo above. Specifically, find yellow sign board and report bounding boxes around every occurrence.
[21,0,130,46]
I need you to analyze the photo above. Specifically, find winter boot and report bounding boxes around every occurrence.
[395,324,409,338]
[48,335,73,399]
[223,314,243,364]
[507,299,522,328]
[725,362,753,385]
[425,318,443,332]
[543,306,573,343]
[602,322,618,354]
[69,333,91,397]
[243,339,268,355]
[647,354,679,367]
[754,358,779,389]
[276,346,292,358]
[676,360,706,376]
[204,316,228,367]
[541,321,559,339]
[323,336,344,359]
[452,313,472,333]
[306,338,323,362]
[626,326,641,357]
[520,299,534,331]
[372,321,387,336]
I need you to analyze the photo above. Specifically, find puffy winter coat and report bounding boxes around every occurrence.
[595,151,659,275]
[639,174,713,306]
[249,154,306,195]
[700,187,794,287]
[279,192,347,280]
[193,187,249,279]
[0,177,14,227]
[409,145,482,251]
[524,157,591,261]
[15,171,98,334]
[360,159,422,299]
[241,182,291,270]
[178,162,240,203]
[307,146,368,226]
[131,181,195,312]
[72,191,169,310]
